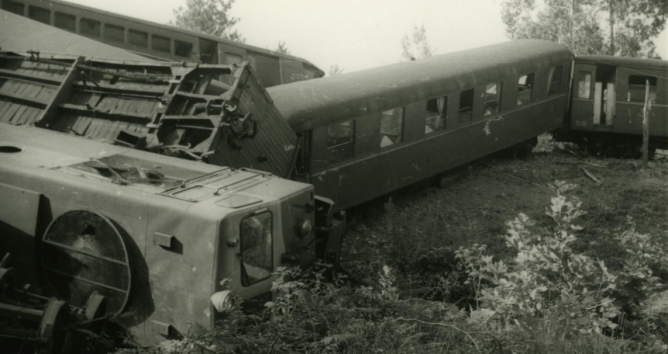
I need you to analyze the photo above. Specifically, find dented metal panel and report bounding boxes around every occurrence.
[0,51,298,177]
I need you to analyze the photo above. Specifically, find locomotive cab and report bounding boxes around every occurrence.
[0,124,315,345]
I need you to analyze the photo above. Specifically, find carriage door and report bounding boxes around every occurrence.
[571,63,596,130]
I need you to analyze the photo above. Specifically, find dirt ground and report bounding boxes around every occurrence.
[341,137,668,285]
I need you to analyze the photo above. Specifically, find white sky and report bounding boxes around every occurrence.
[68,0,668,74]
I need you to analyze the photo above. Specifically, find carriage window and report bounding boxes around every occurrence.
[517,74,534,105]
[240,212,273,286]
[55,12,76,32]
[425,96,446,134]
[547,66,563,96]
[484,82,502,115]
[628,75,657,104]
[577,71,592,99]
[129,29,148,48]
[152,35,171,53]
[175,40,194,57]
[1,0,24,16]
[327,120,354,164]
[459,89,474,123]
[380,107,404,148]
[80,18,101,38]
[104,24,125,43]
[28,6,50,24]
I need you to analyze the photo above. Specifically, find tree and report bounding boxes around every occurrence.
[401,25,432,61]
[328,65,344,76]
[500,0,667,57]
[172,0,245,43]
[276,41,290,55]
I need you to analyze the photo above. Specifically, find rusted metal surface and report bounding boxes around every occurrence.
[0,124,315,346]
[0,51,299,177]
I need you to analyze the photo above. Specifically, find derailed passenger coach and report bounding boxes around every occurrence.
[0,124,316,345]
[267,40,574,211]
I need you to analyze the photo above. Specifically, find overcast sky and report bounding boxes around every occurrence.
[68,0,668,74]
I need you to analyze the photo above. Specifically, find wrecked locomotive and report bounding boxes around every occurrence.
[0,123,317,346]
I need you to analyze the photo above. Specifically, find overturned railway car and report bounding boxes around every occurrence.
[0,124,316,345]
[267,40,573,211]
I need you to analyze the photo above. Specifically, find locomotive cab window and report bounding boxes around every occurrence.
[425,96,446,134]
[484,82,502,116]
[80,18,101,38]
[459,89,474,123]
[628,75,657,105]
[380,107,404,148]
[577,71,592,99]
[547,66,563,96]
[517,74,534,105]
[240,212,273,286]
[327,120,354,164]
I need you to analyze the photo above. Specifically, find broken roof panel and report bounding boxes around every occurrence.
[0,51,298,177]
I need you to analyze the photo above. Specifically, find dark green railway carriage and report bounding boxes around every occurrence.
[268,40,573,211]
[569,55,668,155]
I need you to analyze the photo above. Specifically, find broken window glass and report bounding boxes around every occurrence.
[240,212,273,286]
[628,75,657,104]
[518,74,534,105]
[327,120,354,164]
[380,107,404,148]
[425,96,446,134]
[484,82,502,116]
[459,89,474,123]
[67,154,205,189]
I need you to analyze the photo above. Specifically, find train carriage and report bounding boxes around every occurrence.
[0,123,316,345]
[267,40,573,211]
[0,0,324,87]
[568,55,668,155]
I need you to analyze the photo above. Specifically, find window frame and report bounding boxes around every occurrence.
[484,82,502,116]
[517,73,534,105]
[326,119,355,164]
[628,75,658,104]
[54,12,76,32]
[128,29,149,48]
[458,88,475,123]
[239,211,274,287]
[425,96,447,134]
[576,71,592,99]
[79,17,101,38]
[379,107,405,149]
